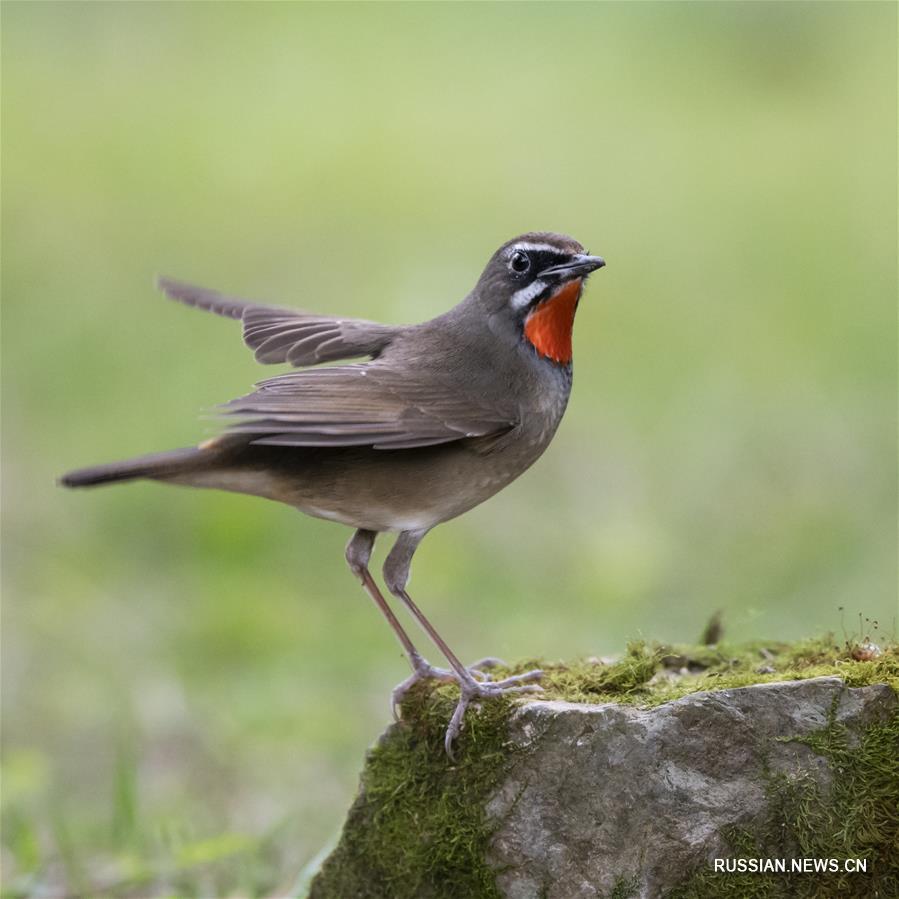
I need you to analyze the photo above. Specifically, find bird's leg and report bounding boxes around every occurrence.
[383,530,544,757]
[346,529,456,719]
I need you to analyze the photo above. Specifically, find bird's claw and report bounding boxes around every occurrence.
[391,655,498,720]
[444,668,544,760]
[391,656,544,757]
[391,659,453,720]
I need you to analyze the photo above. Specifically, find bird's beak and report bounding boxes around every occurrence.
[538,253,606,281]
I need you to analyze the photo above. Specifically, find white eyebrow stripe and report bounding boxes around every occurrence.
[509,242,568,256]
[510,279,548,310]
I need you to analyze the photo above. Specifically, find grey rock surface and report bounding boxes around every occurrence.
[485,677,896,899]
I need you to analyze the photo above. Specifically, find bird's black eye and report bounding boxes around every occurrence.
[509,251,531,274]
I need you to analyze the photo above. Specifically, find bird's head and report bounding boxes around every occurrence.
[473,232,605,366]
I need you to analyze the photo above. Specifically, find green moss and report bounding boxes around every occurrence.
[606,874,641,898]
[532,635,899,708]
[309,682,528,899]
[310,637,898,898]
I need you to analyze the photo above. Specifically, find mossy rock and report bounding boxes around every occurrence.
[309,638,898,898]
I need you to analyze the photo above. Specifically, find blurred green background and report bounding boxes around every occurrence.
[2,2,896,895]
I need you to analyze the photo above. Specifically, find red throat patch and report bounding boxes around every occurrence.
[523,278,582,364]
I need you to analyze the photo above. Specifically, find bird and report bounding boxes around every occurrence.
[60,232,606,756]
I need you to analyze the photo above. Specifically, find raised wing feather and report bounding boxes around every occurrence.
[221,365,516,450]
[158,276,397,366]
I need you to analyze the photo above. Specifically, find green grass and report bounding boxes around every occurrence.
[2,2,896,896]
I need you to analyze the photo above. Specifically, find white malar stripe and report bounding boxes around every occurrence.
[509,242,569,256]
[510,279,547,310]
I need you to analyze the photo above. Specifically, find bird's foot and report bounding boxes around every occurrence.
[444,668,544,759]
[465,657,506,679]
[391,656,454,720]
[391,653,498,720]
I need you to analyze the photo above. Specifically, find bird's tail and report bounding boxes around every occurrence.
[59,446,208,488]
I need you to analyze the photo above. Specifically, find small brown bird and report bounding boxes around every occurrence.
[61,232,605,755]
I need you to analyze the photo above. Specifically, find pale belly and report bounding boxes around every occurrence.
[284,440,538,532]
[170,430,555,534]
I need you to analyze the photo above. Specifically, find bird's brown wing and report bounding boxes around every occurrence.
[221,365,517,450]
[158,277,398,367]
